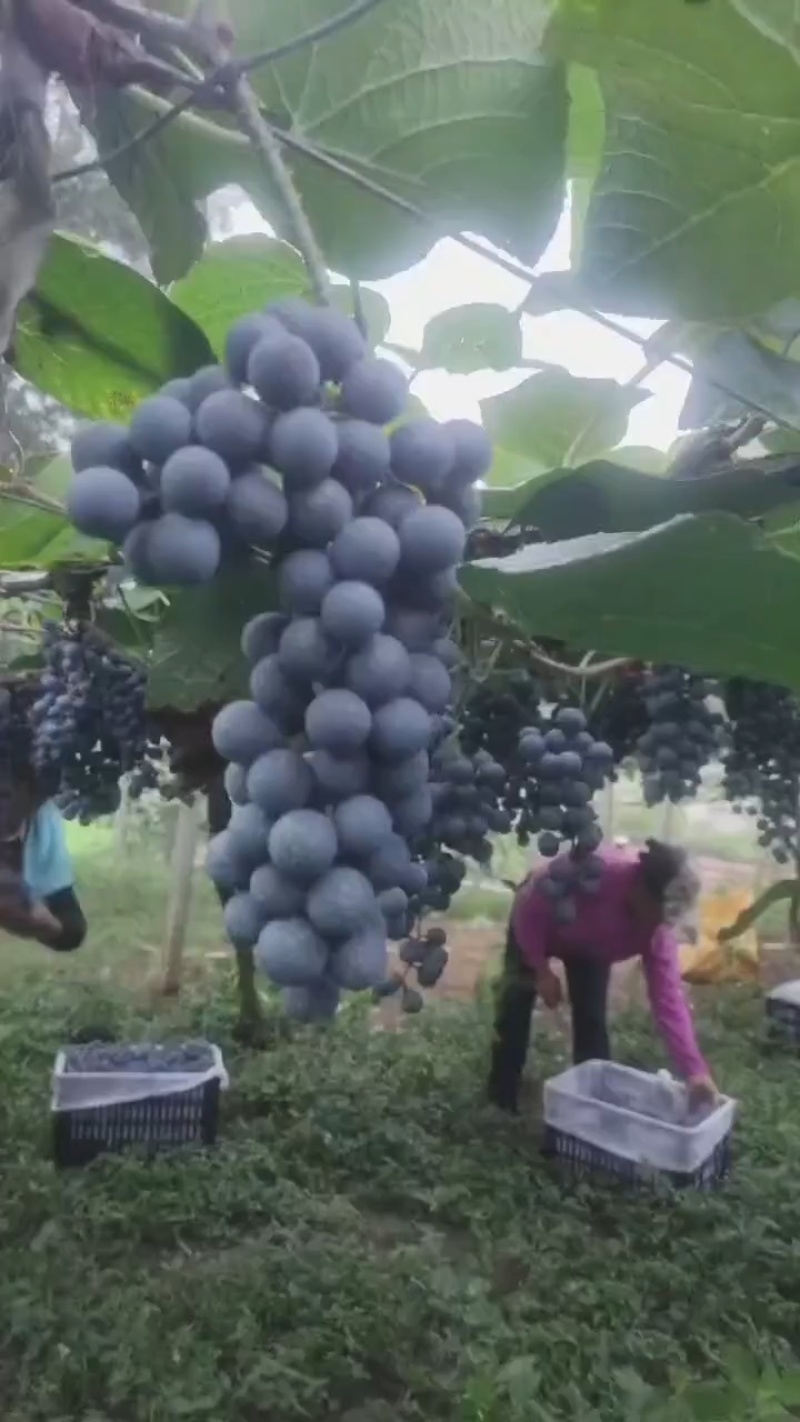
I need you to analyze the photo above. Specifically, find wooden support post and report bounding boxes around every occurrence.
[161,795,202,996]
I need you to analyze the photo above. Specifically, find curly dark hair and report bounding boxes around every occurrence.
[638,838,700,925]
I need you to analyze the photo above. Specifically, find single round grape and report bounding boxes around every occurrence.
[161,446,230,517]
[389,418,454,497]
[332,420,389,495]
[340,356,408,425]
[344,634,411,707]
[268,809,338,883]
[195,389,267,468]
[398,505,466,575]
[67,467,141,542]
[305,689,372,755]
[269,408,338,489]
[248,331,321,409]
[330,517,401,587]
[71,421,141,481]
[225,312,284,384]
[279,549,334,615]
[146,513,221,585]
[320,581,385,647]
[129,395,192,464]
[333,794,394,858]
[289,478,353,546]
[187,364,231,410]
[226,470,288,545]
[241,611,288,666]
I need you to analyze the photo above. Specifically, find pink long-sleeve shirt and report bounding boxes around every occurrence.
[512,847,707,1080]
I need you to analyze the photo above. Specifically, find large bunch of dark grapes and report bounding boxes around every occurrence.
[30,623,151,821]
[588,666,650,766]
[516,705,613,856]
[460,671,543,766]
[126,296,493,1020]
[635,665,723,805]
[723,679,800,865]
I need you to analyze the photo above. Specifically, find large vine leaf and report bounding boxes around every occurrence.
[420,304,523,374]
[146,565,278,712]
[460,513,800,689]
[481,454,800,536]
[566,63,605,265]
[547,0,800,320]
[481,371,645,482]
[680,330,800,430]
[732,2,800,60]
[0,457,106,568]
[12,235,213,420]
[90,0,569,281]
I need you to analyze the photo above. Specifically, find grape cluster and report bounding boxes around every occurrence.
[723,679,800,865]
[537,850,607,925]
[197,297,488,1020]
[62,1040,215,1074]
[588,667,650,766]
[635,665,723,805]
[425,743,510,866]
[31,623,150,821]
[516,704,613,857]
[460,671,543,766]
[372,925,449,1011]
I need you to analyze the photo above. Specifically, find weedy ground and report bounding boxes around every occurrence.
[0,831,799,1421]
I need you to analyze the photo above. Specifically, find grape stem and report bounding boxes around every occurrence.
[226,72,331,304]
[177,2,331,304]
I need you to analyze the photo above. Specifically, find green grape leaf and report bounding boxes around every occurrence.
[420,304,522,374]
[460,513,800,689]
[13,235,212,420]
[548,0,800,319]
[90,0,568,281]
[482,371,645,481]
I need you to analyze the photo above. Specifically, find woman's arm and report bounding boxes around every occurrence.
[0,881,86,950]
[642,925,708,1079]
[40,886,87,951]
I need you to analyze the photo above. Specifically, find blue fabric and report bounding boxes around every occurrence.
[22,801,74,900]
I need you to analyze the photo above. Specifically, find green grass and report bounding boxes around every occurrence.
[2,829,800,1420]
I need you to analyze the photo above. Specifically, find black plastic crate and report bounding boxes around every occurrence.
[541,1124,732,1191]
[765,995,800,1048]
[52,1042,224,1168]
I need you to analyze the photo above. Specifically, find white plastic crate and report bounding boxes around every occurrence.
[543,1061,735,1177]
[51,1042,229,1167]
[766,980,800,1043]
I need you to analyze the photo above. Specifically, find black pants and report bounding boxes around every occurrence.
[488,922,610,1110]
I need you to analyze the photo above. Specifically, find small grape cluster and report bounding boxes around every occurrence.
[31,623,149,821]
[723,679,800,865]
[62,1040,215,1073]
[588,666,650,767]
[460,671,544,765]
[537,850,607,925]
[516,704,613,858]
[372,925,449,1013]
[192,297,488,1020]
[425,743,510,865]
[636,665,723,805]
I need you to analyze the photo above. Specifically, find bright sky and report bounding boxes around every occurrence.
[224,192,690,455]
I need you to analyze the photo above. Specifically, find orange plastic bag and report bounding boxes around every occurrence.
[679,888,760,985]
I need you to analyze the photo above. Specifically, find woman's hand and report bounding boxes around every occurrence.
[687,1073,719,1110]
[536,964,563,1010]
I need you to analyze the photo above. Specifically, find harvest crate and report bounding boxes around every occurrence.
[766,980,800,1047]
[542,1060,735,1190]
[51,1041,229,1168]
